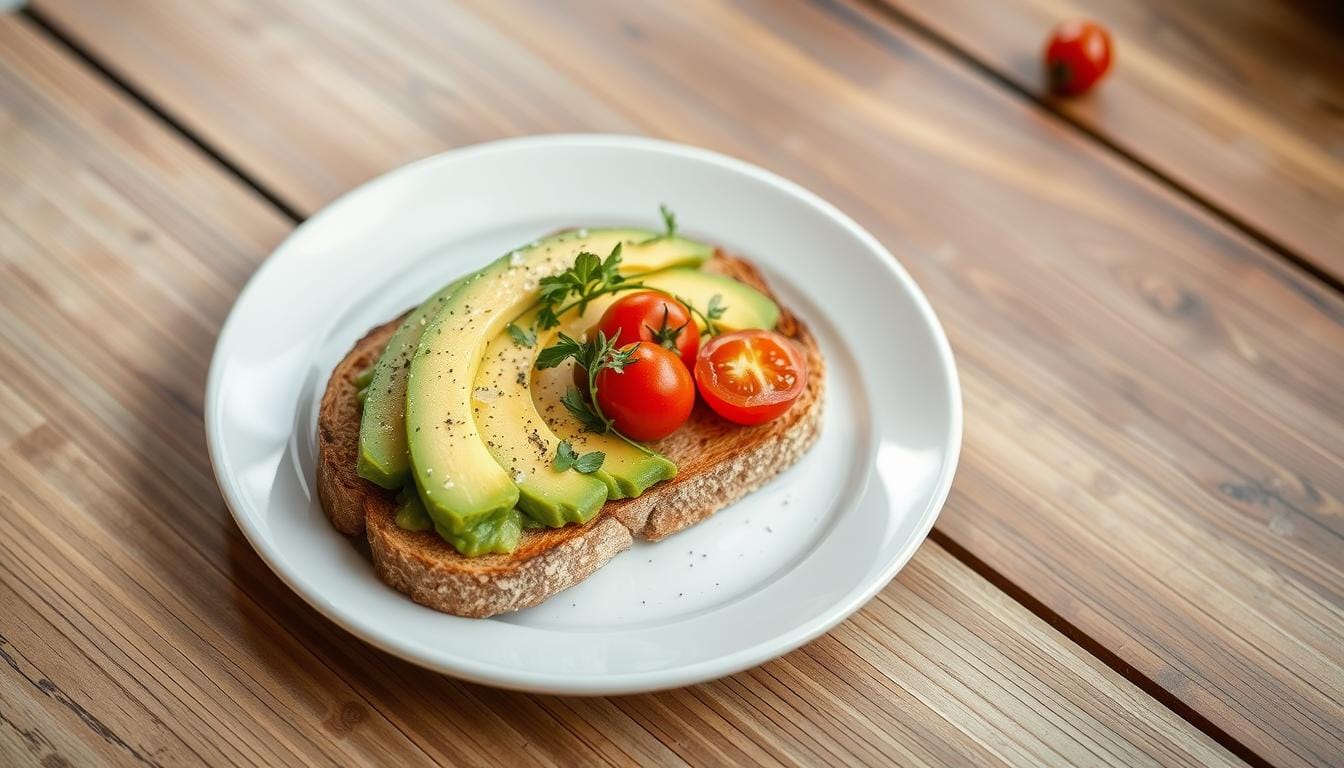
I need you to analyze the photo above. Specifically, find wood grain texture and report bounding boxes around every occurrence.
[22,0,1344,764]
[873,0,1344,283]
[0,15,1241,768]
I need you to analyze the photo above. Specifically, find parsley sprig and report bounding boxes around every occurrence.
[698,293,728,336]
[535,244,628,330]
[507,322,536,347]
[516,241,726,340]
[507,207,729,345]
[640,204,677,243]
[553,440,605,473]
[535,329,652,453]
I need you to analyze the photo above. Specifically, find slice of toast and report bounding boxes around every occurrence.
[316,254,824,617]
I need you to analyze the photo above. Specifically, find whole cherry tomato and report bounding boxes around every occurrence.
[694,330,807,426]
[596,291,699,370]
[595,342,695,441]
[1045,20,1112,96]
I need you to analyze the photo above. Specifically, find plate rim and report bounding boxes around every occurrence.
[205,133,963,694]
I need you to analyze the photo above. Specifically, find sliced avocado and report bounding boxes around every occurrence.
[472,307,609,526]
[639,268,779,331]
[393,488,519,555]
[575,268,780,335]
[623,232,713,270]
[357,276,468,489]
[393,487,432,531]
[533,359,677,499]
[407,228,710,551]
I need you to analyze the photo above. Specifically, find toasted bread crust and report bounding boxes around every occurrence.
[315,253,823,616]
[316,314,405,536]
[367,507,631,617]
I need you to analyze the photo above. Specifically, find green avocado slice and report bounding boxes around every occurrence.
[393,487,520,555]
[471,306,610,526]
[532,353,678,500]
[357,277,468,489]
[638,268,780,332]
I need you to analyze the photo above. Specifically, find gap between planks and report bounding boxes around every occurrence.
[927,529,1270,768]
[827,0,1344,297]
[13,5,1278,768]
[20,7,305,223]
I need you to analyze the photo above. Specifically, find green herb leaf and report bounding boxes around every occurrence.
[553,439,577,472]
[572,250,600,285]
[572,450,606,473]
[706,294,727,320]
[537,329,645,434]
[537,277,571,303]
[532,243,632,329]
[536,330,630,374]
[536,333,584,369]
[601,242,624,285]
[659,204,677,237]
[553,440,604,474]
[507,322,536,347]
[561,386,607,432]
[640,205,679,244]
[536,304,561,331]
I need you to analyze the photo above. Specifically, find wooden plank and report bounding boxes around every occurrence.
[31,0,639,216]
[20,0,1344,764]
[0,14,1241,768]
[870,0,1344,283]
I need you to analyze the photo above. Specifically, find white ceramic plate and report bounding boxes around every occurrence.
[206,135,961,694]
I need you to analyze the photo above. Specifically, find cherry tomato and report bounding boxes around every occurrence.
[1044,20,1112,96]
[694,330,807,426]
[595,342,695,441]
[596,291,699,370]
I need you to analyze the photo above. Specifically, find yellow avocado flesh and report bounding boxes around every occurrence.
[531,299,682,500]
[472,307,609,526]
[405,229,710,549]
[532,357,678,500]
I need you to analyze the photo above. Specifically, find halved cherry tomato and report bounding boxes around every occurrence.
[1045,20,1112,96]
[596,342,695,441]
[596,291,699,370]
[695,330,807,426]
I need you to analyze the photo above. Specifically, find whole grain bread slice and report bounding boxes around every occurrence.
[315,253,823,617]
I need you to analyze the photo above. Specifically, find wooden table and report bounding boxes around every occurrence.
[2,1,1340,765]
